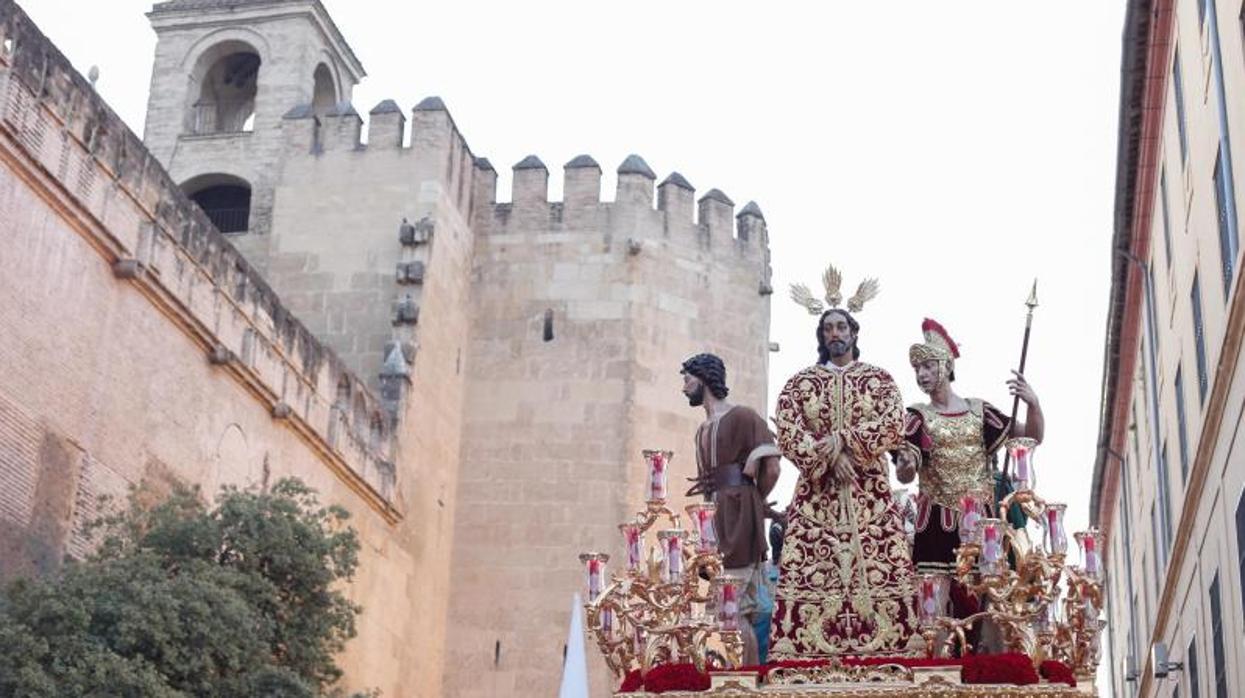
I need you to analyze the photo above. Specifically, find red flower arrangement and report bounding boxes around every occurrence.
[617,664,711,693]
[618,669,644,693]
[624,653,1049,692]
[960,653,1040,685]
[1039,660,1077,687]
[643,663,711,693]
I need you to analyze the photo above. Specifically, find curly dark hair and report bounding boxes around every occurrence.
[680,353,729,399]
[816,308,861,363]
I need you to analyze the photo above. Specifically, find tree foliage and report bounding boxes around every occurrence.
[0,478,372,697]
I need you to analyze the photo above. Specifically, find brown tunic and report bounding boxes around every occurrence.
[693,406,778,568]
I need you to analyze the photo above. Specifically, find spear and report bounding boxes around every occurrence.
[1003,280,1038,477]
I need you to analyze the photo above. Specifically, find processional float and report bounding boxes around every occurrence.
[577,283,1105,695]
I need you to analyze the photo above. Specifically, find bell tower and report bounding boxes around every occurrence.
[141,0,365,236]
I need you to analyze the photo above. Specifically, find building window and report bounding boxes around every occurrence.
[1237,492,1245,624]
[1175,366,1190,481]
[1158,441,1173,557]
[1210,573,1228,698]
[188,42,260,135]
[1151,503,1163,583]
[1120,456,1140,682]
[182,173,252,234]
[1214,150,1240,297]
[1188,636,1201,698]
[1174,48,1189,165]
[312,63,338,119]
[1192,272,1209,403]
[1161,167,1174,266]
[1147,263,1161,357]
[542,309,555,342]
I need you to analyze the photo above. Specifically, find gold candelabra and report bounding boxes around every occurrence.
[915,438,1105,680]
[579,450,744,678]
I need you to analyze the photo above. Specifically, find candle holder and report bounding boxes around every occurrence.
[978,518,1006,577]
[658,529,685,584]
[579,552,609,602]
[1005,437,1037,492]
[920,476,1104,681]
[958,492,985,545]
[1075,529,1103,581]
[916,573,951,627]
[1043,503,1069,556]
[580,449,741,680]
[717,576,741,631]
[643,449,673,503]
[620,522,643,572]
[686,503,717,553]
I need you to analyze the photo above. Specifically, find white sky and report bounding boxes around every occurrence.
[26,0,1124,688]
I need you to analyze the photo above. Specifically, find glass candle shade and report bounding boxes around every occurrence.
[978,518,1006,575]
[686,503,717,553]
[601,607,615,637]
[579,552,610,602]
[1043,503,1069,556]
[643,449,673,502]
[1075,529,1103,580]
[1039,588,1062,631]
[620,522,643,572]
[718,577,741,631]
[1005,437,1038,492]
[658,529,684,583]
[959,493,984,545]
[917,573,951,626]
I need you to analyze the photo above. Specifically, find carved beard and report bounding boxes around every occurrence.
[827,338,853,358]
[686,383,706,407]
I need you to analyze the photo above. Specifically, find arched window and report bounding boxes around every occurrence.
[368,412,385,451]
[189,41,261,134]
[182,173,251,233]
[312,63,337,119]
[352,394,368,437]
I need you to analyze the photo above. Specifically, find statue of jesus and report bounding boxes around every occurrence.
[769,297,918,658]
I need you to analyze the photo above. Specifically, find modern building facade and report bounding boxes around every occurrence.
[1093,1,1245,696]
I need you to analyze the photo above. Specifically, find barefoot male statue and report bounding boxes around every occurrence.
[681,352,781,665]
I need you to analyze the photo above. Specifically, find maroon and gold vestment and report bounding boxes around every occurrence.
[769,362,918,659]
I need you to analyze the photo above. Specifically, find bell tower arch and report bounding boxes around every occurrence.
[141,0,364,236]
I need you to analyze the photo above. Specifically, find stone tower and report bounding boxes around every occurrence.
[142,0,365,239]
[444,156,773,696]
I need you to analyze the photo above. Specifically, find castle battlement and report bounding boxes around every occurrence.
[480,153,769,265]
[0,4,399,520]
[278,94,481,223]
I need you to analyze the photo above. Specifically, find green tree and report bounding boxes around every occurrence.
[0,478,372,697]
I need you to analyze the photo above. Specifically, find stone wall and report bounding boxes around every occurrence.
[0,4,448,694]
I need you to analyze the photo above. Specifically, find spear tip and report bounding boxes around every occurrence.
[1026,279,1039,309]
